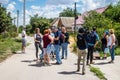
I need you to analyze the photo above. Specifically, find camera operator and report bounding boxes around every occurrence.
[76,28,88,75]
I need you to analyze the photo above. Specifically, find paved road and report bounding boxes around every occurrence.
[92,56,120,80]
[0,36,99,80]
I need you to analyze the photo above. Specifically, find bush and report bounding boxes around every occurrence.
[10,32,18,38]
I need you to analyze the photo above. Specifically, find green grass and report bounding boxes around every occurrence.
[89,65,107,80]
[0,38,21,62]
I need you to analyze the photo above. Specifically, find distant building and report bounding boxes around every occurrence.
[51,6,108,32]
[51,17,74,32]
[76,6,108,28]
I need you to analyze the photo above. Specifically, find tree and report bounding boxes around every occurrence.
[103,3,120,22]
[30,14,50,34]
[0,6,12,33]
[83,11,113,37]
[59,7,80,17]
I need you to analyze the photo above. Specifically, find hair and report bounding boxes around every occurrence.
[35,28,40,34]
[109,29,114,34]
[93,27,96,31]
[44,29,50,34]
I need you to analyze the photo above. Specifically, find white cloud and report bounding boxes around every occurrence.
[0,0,9,4]
[31,5,41,10]
[7,2,16,12]
[19,0,34,2]
[9,0,119,26]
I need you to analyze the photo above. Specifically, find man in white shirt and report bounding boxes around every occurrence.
[22,28,27,53]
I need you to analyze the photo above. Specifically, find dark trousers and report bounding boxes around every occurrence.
[35,42,43,59]
[87,46,94,63]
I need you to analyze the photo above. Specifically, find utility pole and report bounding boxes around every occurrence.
[17,10,19,33]
[74,2,77,41]
[74,2,77,33]
[23,0,26,28]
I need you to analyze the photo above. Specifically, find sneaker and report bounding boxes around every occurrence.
[86,61,89,65]
[108,60,114,63]
[47,63,52,66]
[77,69,80,72]
[82,72,85,75]
[55,62,62,65]
[61,57,64,59]
[90,62,95,64]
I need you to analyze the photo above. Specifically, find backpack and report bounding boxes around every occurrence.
[88,32,96,45]
[77,34,86,48]
[115,37,118,47]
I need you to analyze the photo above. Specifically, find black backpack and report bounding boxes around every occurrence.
[77,34,86,48]
[87,32,96,45]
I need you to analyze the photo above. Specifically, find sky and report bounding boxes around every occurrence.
[0,0,119,26]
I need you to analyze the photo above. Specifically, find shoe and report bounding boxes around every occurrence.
[55,62,62,65]
[90,62,95,64]
[86,61,89,65]
[108,60,114,63]
[77,69,80,72]
[47,63,52,66]
[82,72,85,75]
[61,57,64,59]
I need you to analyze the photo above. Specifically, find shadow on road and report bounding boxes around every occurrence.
[58,71,81,75]
[94,62,109,65]
[21,60,34,63]
[28,62,44,67]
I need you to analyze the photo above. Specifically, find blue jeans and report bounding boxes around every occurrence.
[109,45,115,61]
[54,45,62,63]
[61,43,68,58]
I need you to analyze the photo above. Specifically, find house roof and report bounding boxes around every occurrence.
[51,17,74,27]
[76,6,108,25]
[51,18,59,27]
[60,17,74,27]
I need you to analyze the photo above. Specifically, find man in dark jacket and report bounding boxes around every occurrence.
[76,28,88,75]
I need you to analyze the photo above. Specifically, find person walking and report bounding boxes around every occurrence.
[34,28,43,61]
[87,27,99,64]
[107,29,116,63]
[61,27,69,59]
[43,29,53,65]
[76,28,88,75]
[53,27,62,64]
[21,28,27,53]
[101,31,109,59]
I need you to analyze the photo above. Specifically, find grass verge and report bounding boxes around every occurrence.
[0,38,21,62]
[89,65,107,80]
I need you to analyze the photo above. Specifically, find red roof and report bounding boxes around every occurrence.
[76,6,108,25]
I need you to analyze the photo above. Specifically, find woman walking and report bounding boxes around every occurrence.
[34,28,43,61]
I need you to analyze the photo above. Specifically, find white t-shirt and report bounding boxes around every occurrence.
[107,34,115,46]
[22,30,27,39]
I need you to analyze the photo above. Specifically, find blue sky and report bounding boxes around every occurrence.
[0,0,119,26]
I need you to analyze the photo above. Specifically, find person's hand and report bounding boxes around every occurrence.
[110,45,112,49]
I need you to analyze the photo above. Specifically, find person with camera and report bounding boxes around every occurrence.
[87,27,99,65]
[76,28,88,75]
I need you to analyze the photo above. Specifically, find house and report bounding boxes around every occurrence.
[75,6,108,28]
[51,17,74,32]
[51,6,108,32]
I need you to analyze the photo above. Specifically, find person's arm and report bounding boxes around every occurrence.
[94,34,99,48]
[34,34,40,43]
[54,31,60,40]
[48,35,54,43]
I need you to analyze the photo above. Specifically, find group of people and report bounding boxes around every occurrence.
[34,27,69,65]
[76,27,116,75]
[21,26,116,75]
